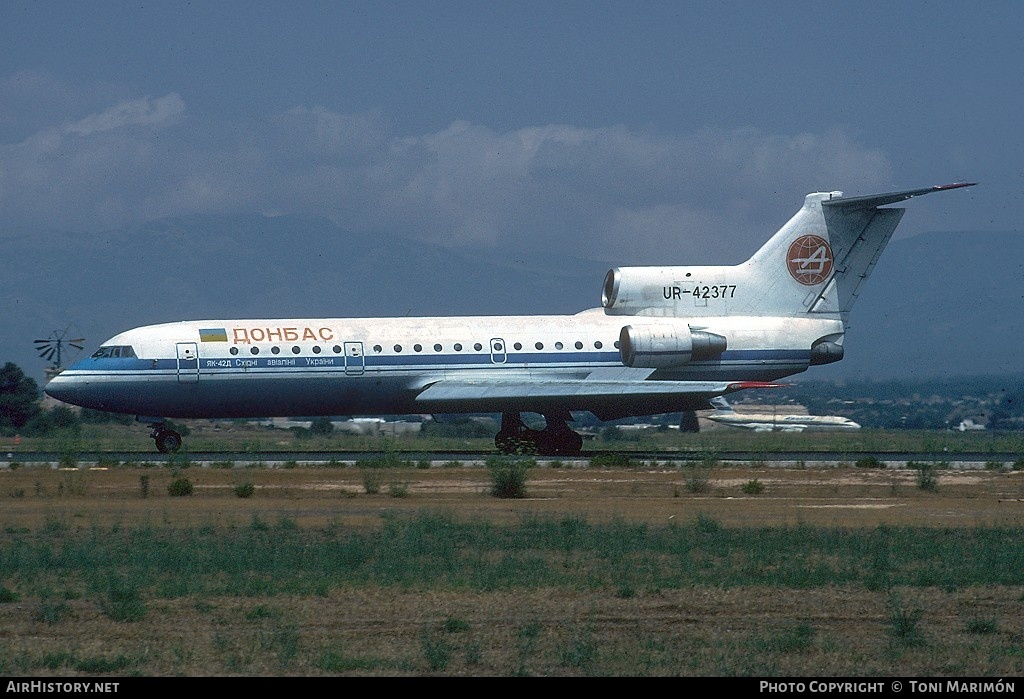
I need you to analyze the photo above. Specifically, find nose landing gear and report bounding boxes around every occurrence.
[148,422,183,453]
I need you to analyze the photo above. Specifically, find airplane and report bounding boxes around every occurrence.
[703,396,861,432]
[44,182,974,455]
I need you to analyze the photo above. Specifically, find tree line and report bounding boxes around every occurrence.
[0,362,131,436]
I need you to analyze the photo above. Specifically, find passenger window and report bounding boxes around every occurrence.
[575,341,583,350]
[474,343,482,351]
[414,344,422,352]
[555,342,563,350]
[394,345,403,352]
[514,342,522,350]
[292,346,301,354]
[251,347,260,355]
[271,346,281,355]
[535,342,544,350]
[230,347,239,355]
[595,341,603,349]
[433,343,442,352]
[373,345,382,353]
[453,343,462,351]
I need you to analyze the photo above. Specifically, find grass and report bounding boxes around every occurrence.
[420,627,453,672]
[1,526,1022,675]
[167,476,193,496]
[773,622,817,653]
[911,461,940,491]
[2,515,1023,596]
[886,595,927,648]
[103,581,148,622]
[589,453,632,467]
[741,478,765,495]
[0,463,1022,675]
[682,463,712,493]
[387,482,410,498]
[443,616,470,633]
[6,419,1024,461]
[34,601,72,625]
[964,617,999,635]
[855,455,886,469]
[488,456,532,498]
[362,471,381,494]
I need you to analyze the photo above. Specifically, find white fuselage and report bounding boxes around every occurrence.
[44,309,839,420]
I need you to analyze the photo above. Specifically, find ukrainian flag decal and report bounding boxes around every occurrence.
[199,328,228,343]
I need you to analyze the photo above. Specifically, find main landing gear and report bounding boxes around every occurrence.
[148,422,183,453]
[494,411,584,456]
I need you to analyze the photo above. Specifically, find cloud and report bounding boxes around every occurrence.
[272,106,387,158]
[366,122,890,261]
[0,90,892,262]
[63,93,185,136]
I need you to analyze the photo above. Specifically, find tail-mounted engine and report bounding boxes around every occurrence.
[619,323,727,369]
[603,267,691,314]
[809,339,844,365]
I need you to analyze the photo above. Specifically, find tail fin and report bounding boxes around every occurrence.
[601,183,975,320]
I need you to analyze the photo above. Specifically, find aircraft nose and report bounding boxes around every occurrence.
[44,372,79,404]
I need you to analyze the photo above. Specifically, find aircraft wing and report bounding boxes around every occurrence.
[414,379,782,421]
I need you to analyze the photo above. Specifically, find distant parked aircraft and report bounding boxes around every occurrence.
[45,183,972,454]
[704,396,860,432]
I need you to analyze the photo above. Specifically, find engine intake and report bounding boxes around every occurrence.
[619,324,727,369]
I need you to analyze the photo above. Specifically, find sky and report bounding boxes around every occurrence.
[0,2,1017,264]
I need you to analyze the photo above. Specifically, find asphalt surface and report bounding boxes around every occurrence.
[3,449,1020,466]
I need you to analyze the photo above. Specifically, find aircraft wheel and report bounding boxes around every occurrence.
[155,430,183,454]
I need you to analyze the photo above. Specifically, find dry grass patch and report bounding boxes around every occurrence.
[1,462,1023,676]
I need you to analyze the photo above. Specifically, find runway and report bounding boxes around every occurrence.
[3,449,1021,468]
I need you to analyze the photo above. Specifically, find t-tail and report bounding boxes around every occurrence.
[603,183,975,369]
[709,395,734,412]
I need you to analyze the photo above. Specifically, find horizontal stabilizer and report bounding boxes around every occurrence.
[822,182,976,210]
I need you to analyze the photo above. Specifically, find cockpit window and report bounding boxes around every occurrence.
[91,345,137,359]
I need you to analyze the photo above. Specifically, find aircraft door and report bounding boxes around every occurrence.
[176,342,199,384]
[489,338,507,364]
[344,341,365,375]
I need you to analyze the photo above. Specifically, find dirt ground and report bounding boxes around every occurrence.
[3,460,1023,529]
[2,461,1023,676]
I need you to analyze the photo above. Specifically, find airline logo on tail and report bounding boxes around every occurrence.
[787,235,833,285]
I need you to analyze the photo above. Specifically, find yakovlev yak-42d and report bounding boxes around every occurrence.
[46,183,974,455]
